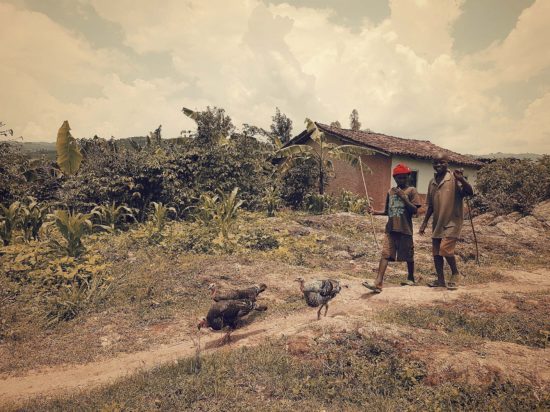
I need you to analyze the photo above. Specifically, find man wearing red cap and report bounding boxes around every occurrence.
[363,163,423,293]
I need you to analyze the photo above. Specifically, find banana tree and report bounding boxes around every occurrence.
[276,119,375,194]
[56,120,83,175]
[213,187,244,241]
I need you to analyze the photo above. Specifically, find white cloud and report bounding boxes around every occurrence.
[2,0,549,154]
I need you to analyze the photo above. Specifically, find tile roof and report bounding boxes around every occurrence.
[291,123,482,167]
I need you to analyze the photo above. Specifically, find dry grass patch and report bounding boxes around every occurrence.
[13,333,548,412]
[380,292,550,348]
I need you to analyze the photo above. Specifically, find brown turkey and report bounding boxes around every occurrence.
[208,283,267,302]
[295,277,345,320]
[197,299,267,344]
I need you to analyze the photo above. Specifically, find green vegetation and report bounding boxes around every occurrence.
[474,156,550,215]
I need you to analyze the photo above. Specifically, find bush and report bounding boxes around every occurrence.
[280,157,320,209]
[474,157,550,215]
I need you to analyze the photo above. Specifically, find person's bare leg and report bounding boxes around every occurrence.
[407,261,415,282]
[375,258,389,287]
[434,255,446,285]
[444,256,459,275]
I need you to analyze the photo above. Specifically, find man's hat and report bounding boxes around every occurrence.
[392,163,411,176]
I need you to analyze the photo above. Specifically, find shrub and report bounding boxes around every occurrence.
[280,157,320,208]
[474,158,550,215]
[304,193,336,215]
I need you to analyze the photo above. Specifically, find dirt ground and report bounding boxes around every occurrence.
[1,205,550,406]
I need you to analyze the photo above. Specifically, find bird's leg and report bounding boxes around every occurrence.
[221,330,232,345]
[324,303,329,317]
[317,305,323,320]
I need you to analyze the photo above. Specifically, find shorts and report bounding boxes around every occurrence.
[382,232,414,262]
[432,238,457,257]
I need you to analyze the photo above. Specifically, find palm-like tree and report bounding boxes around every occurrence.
[275,119,375,194]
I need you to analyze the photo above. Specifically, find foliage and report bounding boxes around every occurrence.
[349,108,361,131]
[50,209,93,257]
[182,106,234,146]
[92,202,136,233]
[0,201,22,246]
[330,120,342,128]
[304,193,336,215]
[1,242,112,324]
[262,186,281,217]
[474,157,550,215]
[20,197,49,241]
[56,120,83,175]
[239,227,279,251]
[279,157,320,209]
[338,190,369,214]
[149,202,176,232]
[276,119,373,194]
[211,187,244,242]
[270,107,293,145]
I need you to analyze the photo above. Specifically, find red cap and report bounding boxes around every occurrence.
[392,163,411,176]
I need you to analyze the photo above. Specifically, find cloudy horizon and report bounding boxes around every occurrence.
[1,0,549,154]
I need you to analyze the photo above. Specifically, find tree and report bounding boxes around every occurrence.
[330,120,342,128]
[270,107,293,145]
[275,119,374,194]
[349,109,361,131]
[182,106,234,145]
[0,121,13,137]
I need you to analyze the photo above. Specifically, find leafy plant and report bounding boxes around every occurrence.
[20,198,49,242]
[92,202,136,233]
[262,186,281,217]
[149,202,176,232]
[339,190,369,214]
[304,193,335,215]
[275,119,375,194]
[0,201,22,245]
[56,120,83,175]
[50,209,93,257]
[212,187,244,242]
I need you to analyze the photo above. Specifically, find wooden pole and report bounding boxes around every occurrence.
[465,197,480,265]
[359,158,380,250]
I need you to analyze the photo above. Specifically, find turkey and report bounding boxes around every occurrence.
[295,277,344,320]
[197,299,268,344]
[208,283,267,302]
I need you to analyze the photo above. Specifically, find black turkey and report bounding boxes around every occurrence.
[198,299,267,343]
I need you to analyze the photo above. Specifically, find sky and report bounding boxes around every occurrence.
[1,0,549,154]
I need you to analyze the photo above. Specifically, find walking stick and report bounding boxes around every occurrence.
[359,158,380,250]
[465,197,480,265]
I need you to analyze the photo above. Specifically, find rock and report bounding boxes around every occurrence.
[532,200,550,224]
[331,250,352,260]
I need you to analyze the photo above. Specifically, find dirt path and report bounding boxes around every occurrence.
[1,268,549,405]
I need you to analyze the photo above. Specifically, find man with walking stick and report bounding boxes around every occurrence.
[419,153,474,290]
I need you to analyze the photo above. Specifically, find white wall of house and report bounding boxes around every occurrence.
[390,156,478,194]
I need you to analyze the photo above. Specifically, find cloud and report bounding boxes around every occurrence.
[2,0,549,155]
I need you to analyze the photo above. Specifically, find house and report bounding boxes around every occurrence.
[287,123,483,210]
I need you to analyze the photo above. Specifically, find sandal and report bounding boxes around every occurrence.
[427,281,446,288]
[400,280,416,286]
[446,282,458,290]
[362,280,382,293]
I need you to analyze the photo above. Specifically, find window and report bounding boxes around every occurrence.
[408,170,418,188]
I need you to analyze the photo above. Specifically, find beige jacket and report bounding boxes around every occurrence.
[426,171,466,239]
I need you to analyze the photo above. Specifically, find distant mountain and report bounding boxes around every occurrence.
[471,152,545,160]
